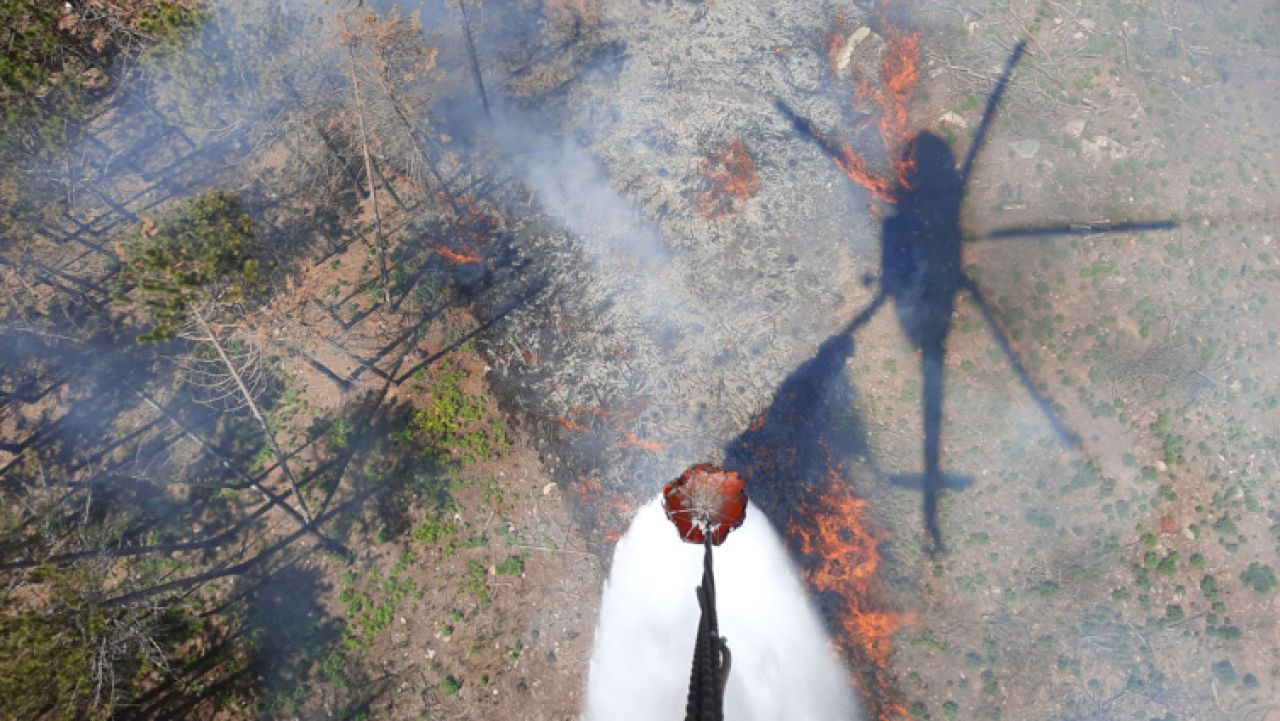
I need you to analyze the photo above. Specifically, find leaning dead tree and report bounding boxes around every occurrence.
[116,190,313,524]
[180,306,313,523]
[344,44,392,304]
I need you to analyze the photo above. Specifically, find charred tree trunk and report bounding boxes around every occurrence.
[373,73,462,216]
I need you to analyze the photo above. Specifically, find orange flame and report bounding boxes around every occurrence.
[788,467,909,719]
[833,145,898,205]
[431,192,495,264]
[615,432,665,453]
[825,2,921,204]
[695,138,761,219]
[431,245,483,264]
[788,472,901,665]
[576,475,634,544]
[557,416,591,433]
[567,404,614,421]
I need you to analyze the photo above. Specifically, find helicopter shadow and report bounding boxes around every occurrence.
[769,39,1176,552]
[721,299,882,548]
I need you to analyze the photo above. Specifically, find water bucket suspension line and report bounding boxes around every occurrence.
[685,532,731,721]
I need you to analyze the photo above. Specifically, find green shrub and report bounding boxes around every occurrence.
[495,555,526,576]
[1210,660,1237,685]
[1240,562,1277,594]
[117,190,261,342]
[1024,508,1056,529]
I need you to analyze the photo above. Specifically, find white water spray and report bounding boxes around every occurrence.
[583,497,862,721]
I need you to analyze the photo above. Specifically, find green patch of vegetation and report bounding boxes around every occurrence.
[412,514,461,547]
[1024,508,1056,529]
[329,418,352,449]
[1240,562,1276,594]
[440,676,462,696]
[0,563,203,720]
[1,0,198,161]
[1212,514,1238,536]
[464,561,489,607]
[401,362,507,465]
[138,1,207,40]
[1148,412,1188,467]
[117,190,263,342]
[1131,563,1151,589]
[495,555,526,576]
[1206,623,1241,640]
[1200,575,1220,601]
[1027,580,1061,599]
[1210,659,1237,685]
[980,669,998,694]
[908,629,951,652]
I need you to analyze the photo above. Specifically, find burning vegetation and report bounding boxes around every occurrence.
[430,192,496,264]
[789,469,907,719]
[825,2,922,206]
[694,138,762,220]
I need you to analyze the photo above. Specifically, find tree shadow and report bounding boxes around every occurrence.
[246,562,343,705]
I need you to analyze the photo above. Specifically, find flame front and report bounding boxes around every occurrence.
[789,472,897,665]
[827,1,922,205]
[788,468,908,719]
[430,192,495,264]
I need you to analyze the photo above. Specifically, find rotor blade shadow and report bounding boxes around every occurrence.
[975,219,1177,240]
[886,473,976,493]
[774,100,848,166]
[962,276,1080,449]
[959,40,1027,185]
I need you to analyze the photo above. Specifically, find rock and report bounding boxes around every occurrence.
[542,481,558,495]
[938,111,968,130]
[1063,118,1088,138]
[834,27,873,72]
[1010,139,1040,159]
